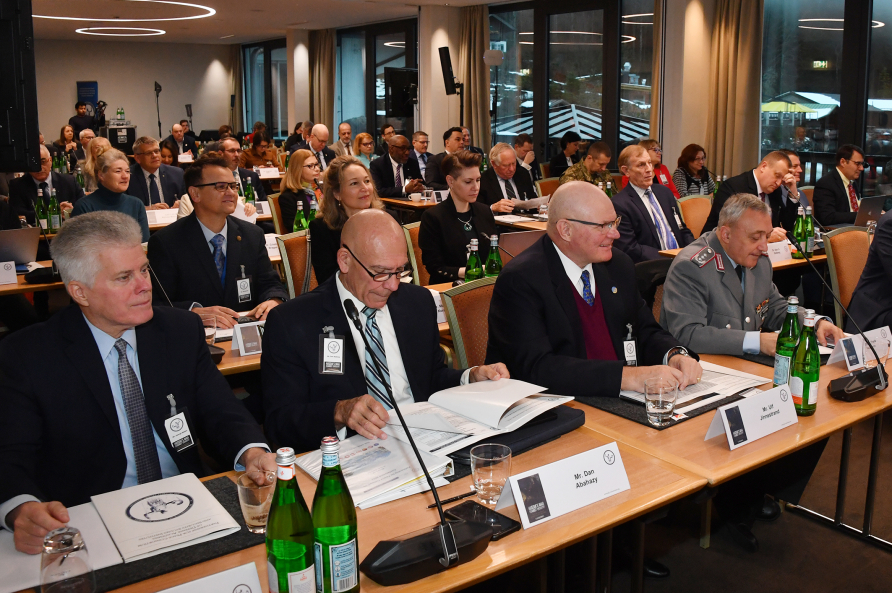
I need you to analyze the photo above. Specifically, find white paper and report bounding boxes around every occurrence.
[145,209,178,226]
[25,261,44,272]
[0,261,15,285]
[428,288,446,324]
[263,233,280,259]
[255,201,269,215]
[494,215,532,224]
[428,378,547,429]
[257,167,281,179]
[157,562,263,593]
[177,153,193,163]
[230,202,258,224]
[766,240,793,264]
[704,385,799,449]
[828,327,890,366]
[357,477,450,510]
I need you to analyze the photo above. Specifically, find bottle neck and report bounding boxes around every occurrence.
[321,450,340,469]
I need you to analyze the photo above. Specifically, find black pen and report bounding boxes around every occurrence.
[427,489,477,509]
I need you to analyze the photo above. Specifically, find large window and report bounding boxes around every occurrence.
[336,31,367,136]
[620,0,655,146]
[866,0,892,195]
[242,39,287,140]
[489,9,534,146]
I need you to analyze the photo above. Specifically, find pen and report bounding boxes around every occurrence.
[427,489,477,508]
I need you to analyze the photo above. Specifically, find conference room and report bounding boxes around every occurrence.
[2,0,892,591]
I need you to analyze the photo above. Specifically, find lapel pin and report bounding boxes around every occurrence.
[237,235,242,241]
[612,287,617,293]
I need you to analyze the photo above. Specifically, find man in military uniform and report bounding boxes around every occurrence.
[558,141,613,189]
[661,193,843,357]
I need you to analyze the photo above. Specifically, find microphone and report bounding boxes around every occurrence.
[342,299,491,585]
[785,231,888,400]
[148,263,174,308]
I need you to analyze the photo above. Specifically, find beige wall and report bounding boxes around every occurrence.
[287,29,312,134]
[417,6,463,153]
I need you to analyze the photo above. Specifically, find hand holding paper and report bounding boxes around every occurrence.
[335,394,390,439]
[469,362,510,383]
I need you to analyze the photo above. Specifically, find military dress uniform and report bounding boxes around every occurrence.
[558,160,613,189]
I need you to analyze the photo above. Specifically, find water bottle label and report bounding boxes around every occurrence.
[39,219,47,230]
[329,539,358,592]
[790,376,805,406]
[288,565,316,593]
[277,464,294,480]
[321,453,339,468]
[314,543,323,593]
[51,215,60,228]
[773,354,791,386]
[807,236,815,253]
[808,382,818,405]
[268,560,279,593]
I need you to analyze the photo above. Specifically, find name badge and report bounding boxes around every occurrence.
[704,385,798,450]
[236,276,252,303]
[233,321,264,356]
[254,201,268,215]
[673,210,683,229]
[623,340,637,366]
[659,173,669,184]
[319,335,345,375]
[164,410,195,453]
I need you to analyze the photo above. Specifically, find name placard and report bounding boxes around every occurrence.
[177,153,193,163]
[704,385,798,450]
[158,562,263,593]
[264,233,280,259]
[766,240,792,264]
[827,327,891,369]
[145,209,178,225]
[258,167,281,179]
[495,442,630,529]
[427,288,446,323]
[254,201,269,215]
[232,320,265,356]
[0,261,16,286]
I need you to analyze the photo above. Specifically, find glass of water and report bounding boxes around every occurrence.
[864,338,891,372]
[470,443,512,505]
[645,377,678,427]
[200,314,216,345]
[236,472,276,534]
[40,527,95,593]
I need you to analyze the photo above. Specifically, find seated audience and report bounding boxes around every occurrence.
[812,144,865,226]
[219,137,266,201]
[68,101,105,136]
[301,125,336,172]
[778,149,810,209]
[278,149,319,232]
[127,137,186,209]
[180,119,197,139]
[549,131,582,179]
[218,124,234,140]
[175,144,255,220]
[51,125,78,169]
[514,133,541,184]
[673,144,715,197]
[159,138,179,167]
[283,123,304,154]
[419,150,498,284]
[0,198,39,332]
[369,135,424,198]
[238,131,277,170]
[71,149,149,242]
[424,127,465,191]
[246,121,266,144]
[330,122,354,157]
[462,127,484,155]
[164,123,197,157]
[83,137,112,193]
[74,128,95,164]
[261,209,508,451]
[354,132,377,169]
[9,145,84,225]
[375,124,395,157]
[559,141,613,189]
[409,131,430,180]
[623,139,679,199]
[478,142,544,213]
[846,210,892,333]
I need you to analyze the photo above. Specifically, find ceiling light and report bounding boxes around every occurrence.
[797,18,884,31]
[383,41,405,48]
[220,34,234,39]
[76,27,165,36]
[35,0,215,22]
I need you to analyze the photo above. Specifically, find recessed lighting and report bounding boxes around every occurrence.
[797,18,884,31]
[76,27,166,36]
[384,41,405,47]
[220,34,234,39]
[35,0,215,22]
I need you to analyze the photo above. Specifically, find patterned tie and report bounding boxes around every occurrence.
[233,170,243,197]
[848,182,859,212]
[759,192,767,203]
[362,306,393,409]
[148,173,161,205]
[113,339,162,484]
[211,234,225,284]
[421,153,428,164]
[395,164,402,189]
[316,152,325,171]
[504,178,517,200]
[646,188,678,249]
[580,270,595,306]
[345,142,352,156]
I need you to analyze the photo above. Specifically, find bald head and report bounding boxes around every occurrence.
[547,181,619,267]
[309,124,330,152]
[387,135,411,164]
[341,209,403,254]
[338,210,408,309]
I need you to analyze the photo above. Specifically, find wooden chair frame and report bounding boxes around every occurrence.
[440,276,498,369]
[823,226,868,327]
[276,229,314,298]
[403,221,426,286]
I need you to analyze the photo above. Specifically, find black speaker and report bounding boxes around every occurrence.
[438,47,457,95]
[0,0,40,173]
[384,67,418,118]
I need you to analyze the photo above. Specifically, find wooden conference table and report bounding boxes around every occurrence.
[0,261,63,296]
[658,247,827,271]
[37,214,274,239]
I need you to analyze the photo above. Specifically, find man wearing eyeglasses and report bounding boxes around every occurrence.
[812,144,867,226]
[368,135,424,198]
[408,131,430,179]
[127,137,185,210]
[261,209,509,452]
[219,137,267,201]
[8,144,84,227]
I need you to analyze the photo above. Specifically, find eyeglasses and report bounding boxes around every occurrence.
[304,162,320,169]
[649,148,663,154]
[343,244,413,282]
[193,181,240,192]
[692,156,706,162]
[137,149,161,156]
[565,216,622,232]
[850,160,871,169]
[258,144,270,150]
[415,140,430,145]
[361,141,374,147]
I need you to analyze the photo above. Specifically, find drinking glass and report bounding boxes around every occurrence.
[538,204,548,219]
[864,337,891,371]
[200,314,216,345]
[645,377,678,427]
[40,527,95,593]
[422,189,433,203]
[236,472,276,534]
[470,443,512,505]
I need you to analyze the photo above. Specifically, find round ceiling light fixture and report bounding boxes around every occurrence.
[798,18,884,31]
[35,0,215,22]
[622,12,653,25]
[76,27,166,36]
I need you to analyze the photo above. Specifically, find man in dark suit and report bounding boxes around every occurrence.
[301,124,337,172]
[614,145,694,263]
[847,210,892,332]
[180,119,197,140]
[369,135,424,198]
[262,209,508,451]
[424,127,465,191]
[164,123,197,158]
[374,124,395,157]
[0,211,274,554]
[462,127,484,155]
[702,151,796,237]
[478,143,544,213]
[128,137,186,209]
[514,133,541,184]
[147,156,287,329]
[812,144,866,226]
[73,128,95,164]
[486,180,702,399]
[220,137,267,201]
[408,131,430,180]
[9,145,84,225]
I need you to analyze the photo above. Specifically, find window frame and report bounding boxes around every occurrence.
[241,38,287,140]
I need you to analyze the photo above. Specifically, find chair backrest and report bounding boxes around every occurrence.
[403,222,429,286]
[611,173,624,191]
[535,177,560,199]
[800,186,814,203]
[278,152,288,171]
[652,284,664,322]
[540,163,551,179]
[267,193,284,235]
[441,277,498,368]
[677,196,712,239]
[499,230,545,264]
[276,230,318,298]
[824,226,869,327]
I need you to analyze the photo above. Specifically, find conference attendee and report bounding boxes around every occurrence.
[159,139,179,167]
[623,139,679,199]
[83,137,112,193]
[245,121,266,145]
[127,137,186,209]
[846,210,892,333]
[73,128,95,164]
[409,131,430,180]
[330,122,354,157]
[559,141,613,189]
[68,101,104,136]
[9,145,84,225]
[461,127,484,155]
[424,127,465,191]
[175,144,256,220]
[283,123,305,154]
[485,180,702,400]
[0,211,274,554]
[303,124,336,172]
[238,131,277,170]
[218,124,234,140]
[514,133,541,184]
[812,144,866,226]
[310,156,387,284]
[375,124,395,157]
[180,119,197,139]
[71,149,150,242]
[220,137,267,201]
[147,156,287,329]
[164,123,197,157]
[51,125,78,168]
[778,149,810,209]
[613,145,694,263]
[261,209,509,451]
[353,133,377,169]
[418,151,498,284]
[278,149,319,232]
[549,131,582,179]
[478,143,543,213]
[369,135,424,198]
[672,144,715,197]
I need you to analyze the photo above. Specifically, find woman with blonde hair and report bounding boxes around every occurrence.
[279,149,322,232]
[83,136,112,193]
[353,132,377,169]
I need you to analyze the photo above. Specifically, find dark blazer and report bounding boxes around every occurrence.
[549,152,579,179]
[485,235,692,398]
[283,134,304,154]
[703,170,799,233]
[261,276,463,451]
[369,154,422,198]
[0,305,266,507]
[613,182,695,263]
[309,217,342,285]
[468,146,484,156]
[296,144,337,171]
[813,169,858,226]
[424,152,449,191]
[519,157,542,183]
[147,212,288,310]
[237,167,267,201]
[846,211,892,332]
[0,198,19,230]
[127,163,186,207]
[164,134,197,156]
[478,165,537,207]
[278,188,313,233]
[418,196,498,284]
[9,173,85,225]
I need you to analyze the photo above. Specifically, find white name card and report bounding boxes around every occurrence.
[258,167,281,179]
[177,153,193,163]
[495,442,630,529]
[265,233,280,258]
[827,327,891,369]
[254,201,269,215]
[427,288,446,323]
[705,385,798,450]
[232,320,265,356]
[231,202,258,224]
[766,240,793,264]
[0,261,16,286]
[145,209,179,225]
[158,562,262,593]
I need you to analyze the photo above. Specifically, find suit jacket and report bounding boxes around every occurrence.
[301,146,337,171]
[369,154,422,198]
[485,235,688,398]
[309,217,342,285]
[0,305,266,507]
[468,146,484,156]
[330,140,354,157]
[703,170,798,233]
[418,196,498,284]
[813,169,858,226]
[127,163,186,207]
[9,173,85,225]
[549,153,579,179]
[164,134,197,156]
[261,276,463,451]
[847,211,892,332]
[0,198,19,230]
[613,182,695,263]
[660,230,794,355]
[518,156,542,183]
[237,167,267,201]
[478,165,537,207]
[147,212,288,311]
[424,152,449,191]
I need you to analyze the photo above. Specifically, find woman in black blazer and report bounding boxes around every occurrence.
[419,150,498,284]
[279,149,321,232]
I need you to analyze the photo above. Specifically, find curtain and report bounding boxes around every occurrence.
[705,0,763,178]
[229,44,244,133]
[309,29,336,134]
[649,0,665,141]
[458,6,492,152]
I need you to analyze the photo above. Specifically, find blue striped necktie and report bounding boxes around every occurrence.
[362,306,393,409]
[646,188,678,249]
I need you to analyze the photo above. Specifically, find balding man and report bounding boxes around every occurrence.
[9,144,84,226]
[164,123,197,157]
[302,124,336,171]
[478,142,543,214]
[330,122,354,157]
[486,181,702,399]
[369,135,424,198]
[261,209,509,452]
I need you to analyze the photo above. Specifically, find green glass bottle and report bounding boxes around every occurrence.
[714,175,721,197]
[464,239,484,281]
[48,188,61,233]
[479,155,488,172]
[312,437,359,593]
[790,311,821,416]
[293,201,308,232]
[484,235,503,277]
[805,206,815,257]
[307,196,318,223]
[773,296,801,387]
[792,206,805,259]
[75,166,86,190]
[35,188,48,231]
[267,447,316,593]
[605,181,614,198]
[244,178,256,205]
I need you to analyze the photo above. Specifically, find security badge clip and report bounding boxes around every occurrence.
[237,265,253,303]
[319,325,345,375]
[163,394,195,453]
[623,323,638,367]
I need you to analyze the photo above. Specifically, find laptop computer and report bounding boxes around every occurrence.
[854,195,891,227]
[0,227,40,265]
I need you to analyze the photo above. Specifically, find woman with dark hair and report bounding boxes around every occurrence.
[159,139,179,167]
[673,143,715,196]
[52,125,78,168]
[283,123,304,154]
[239,131,277,169]
[548,131,582,179]
[418,150,498,284]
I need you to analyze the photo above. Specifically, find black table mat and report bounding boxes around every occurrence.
[94,476,264,592]
[575,390,751,431]
[740,352,831,367]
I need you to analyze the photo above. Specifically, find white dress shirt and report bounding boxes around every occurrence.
[497,175,521,201]
[837,167,859,212]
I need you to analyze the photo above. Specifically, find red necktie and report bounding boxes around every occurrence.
[848,182,859,212]
[759,192,766,203]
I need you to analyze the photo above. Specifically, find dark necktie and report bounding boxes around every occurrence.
[211,234,225,284]
[759,192,767,203]
[580,270,595,306]
[362,306,393,408]
[421,153,428,164]
[233,170,244,197]
[505,178,517,200]
[395,164,402,189]
[113,339,163,484]
[735,264,745,292]
[316,152,324,171]
[148,173,161,205]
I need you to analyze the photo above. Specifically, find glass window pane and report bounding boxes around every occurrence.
[489,9,534,146]
[336,31,367,136]
[621,0,655,147]
[270,47,287,141]
[375,32,411,141]
[761,0,844,186]
[243,46,265,133]
[866,3,892,196]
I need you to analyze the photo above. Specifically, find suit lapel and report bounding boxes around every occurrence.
[224,217,243,305]
[186,214,225,298]
[629,186,662,245]
[388,288,424,396]
[321,280,367,397]
[543,238,587,358]
[591,263,626,357]
[134,318,175,450]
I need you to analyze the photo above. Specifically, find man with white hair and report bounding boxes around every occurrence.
[74,128,95,163]
[478,142,546,213]
[8,144,83,225]
[330,122,353,157]
[301,124,336,171]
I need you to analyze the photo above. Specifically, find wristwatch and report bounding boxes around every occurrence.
[666,346,690,363]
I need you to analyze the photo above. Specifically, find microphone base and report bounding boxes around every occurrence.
[208,343,225,364]
[360,519,492,586]
[829,366,889,402]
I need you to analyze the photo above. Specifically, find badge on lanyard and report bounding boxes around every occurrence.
[672,207,683,229]
[623,323,638,367]
[659,173,669,184]
[163,394,196,453]
[236,264,253,303]
[319,326,345,375]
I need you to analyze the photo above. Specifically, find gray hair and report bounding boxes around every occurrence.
[51,211,143,287]
[717,193,772,228]
[132,136,159,155]
[96,148,129,174]
[203,141,223,153]
[488,142,515,164]
[79,129,95,140]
